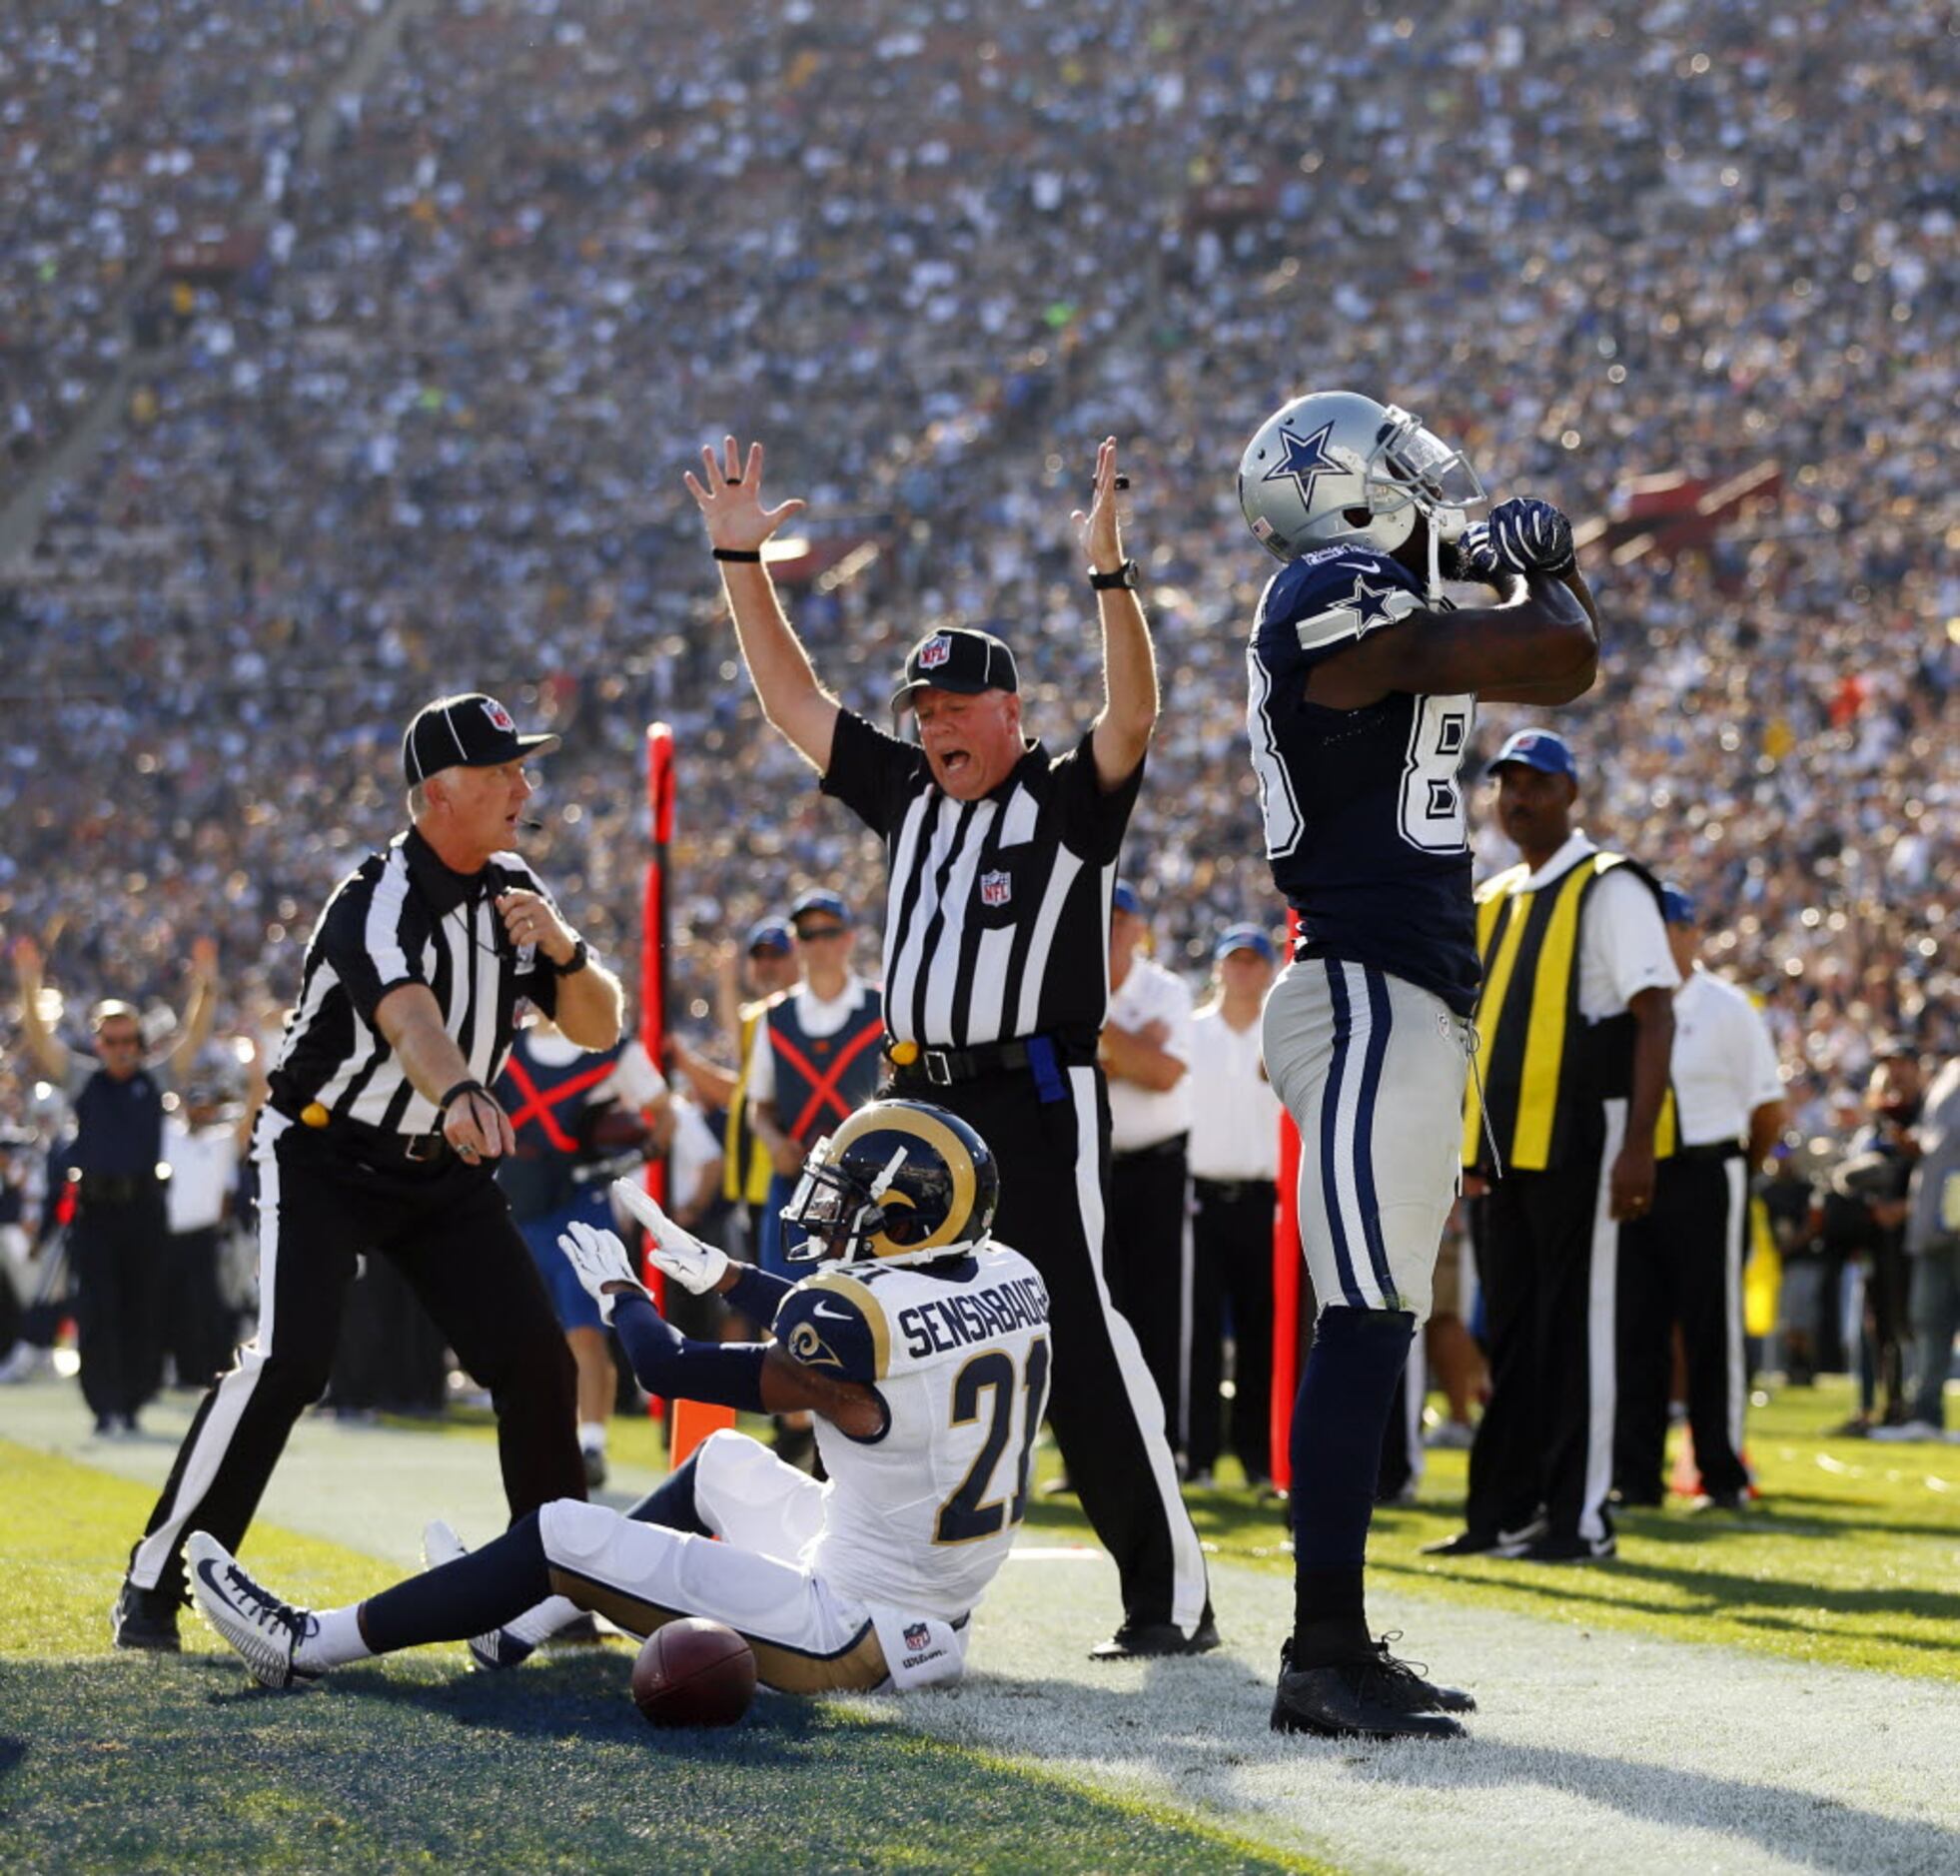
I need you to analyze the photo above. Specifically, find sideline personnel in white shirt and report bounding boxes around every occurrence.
[1614,885,1786,1510]
[1101,879,1194,1450]
[1186,924,1283,1486]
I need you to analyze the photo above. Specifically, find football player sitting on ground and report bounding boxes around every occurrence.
[189,1101,1052,1698]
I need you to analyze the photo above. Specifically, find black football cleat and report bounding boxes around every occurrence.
[1514,1531,1616,1563]
[1370,1635,1476,1714]
[1271,1642,1467,1741]
[1089,1606,1221,1661]
[111,1576,185,1652]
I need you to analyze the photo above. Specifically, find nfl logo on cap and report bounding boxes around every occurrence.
[980,870,1011,907]
[917,634,952,670]
[482,698,515,732]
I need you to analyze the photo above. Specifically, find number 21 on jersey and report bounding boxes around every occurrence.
[1399,694,1472,854]
[934,1339,1052,1544]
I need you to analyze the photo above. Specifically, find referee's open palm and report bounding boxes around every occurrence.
[684,436,806,553]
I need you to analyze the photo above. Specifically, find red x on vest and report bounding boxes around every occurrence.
[501,1053,619,1155]
[771,1016,886,1144]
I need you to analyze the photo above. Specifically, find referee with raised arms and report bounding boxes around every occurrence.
[687,435,1212,1658]
[113,693,623,1649]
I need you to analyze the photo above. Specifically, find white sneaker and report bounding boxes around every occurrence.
[1868,1420,1941,1443]
[1424,1419,1475,1450]
[420,1519,572,1669]
[187,1531,322,1689]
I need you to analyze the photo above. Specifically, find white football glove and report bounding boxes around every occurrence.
[556,1220,648,1326]
[610,1178,731,1296]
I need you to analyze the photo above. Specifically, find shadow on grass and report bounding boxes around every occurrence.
[1380,1550,1960,1645]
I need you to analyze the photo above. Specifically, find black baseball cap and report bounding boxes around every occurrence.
[889,627,1020,715]
[404,693,560,786]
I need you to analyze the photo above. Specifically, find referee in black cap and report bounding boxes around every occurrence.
[684,435,1212,1658]
[114,693,624,1649]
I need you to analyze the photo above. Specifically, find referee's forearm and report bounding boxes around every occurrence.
[552,958,625,1051]
[377,997,480,1109]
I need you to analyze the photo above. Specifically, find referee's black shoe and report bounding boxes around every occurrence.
[1369,1635,1476,1714]
[111,1575,186,1652]
[1089,1604,1220,1660]
[1271,1641,1468,1741]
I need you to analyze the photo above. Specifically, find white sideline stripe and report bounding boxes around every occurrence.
[874,1551,1960,1876]
[1068,1064,1209,1632]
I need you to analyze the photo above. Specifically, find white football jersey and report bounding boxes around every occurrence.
[772,1242,1052,1620]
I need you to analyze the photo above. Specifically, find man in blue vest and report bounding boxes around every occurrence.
[745,890,885,1280]
[495,1018,667,1486]
[12,934,219,1433]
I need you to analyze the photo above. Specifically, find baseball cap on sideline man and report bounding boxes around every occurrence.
[788,888,851,929]
[1214,923,1278,964]
[1485,727,1577,781]
[1110,879,1142,917]
[889,628,1020,715]
[1659,883,1697,926]
[745,917,793,956]
[404,693,560,785]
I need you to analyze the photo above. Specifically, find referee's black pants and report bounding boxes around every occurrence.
[129,1115,583,1600]
[1466,1105,1625,1549]
[894,1061,1210,1635]
[1106,1136,1190,1455]
[1614,1151,1751,1501]
[1186,1176,1276,1482]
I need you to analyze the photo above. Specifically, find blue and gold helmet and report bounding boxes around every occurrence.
[782,1100,999,1268]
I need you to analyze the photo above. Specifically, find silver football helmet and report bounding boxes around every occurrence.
[1238,391,1484,569]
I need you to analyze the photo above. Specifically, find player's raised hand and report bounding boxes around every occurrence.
[1444,519,1505,585]
[611,1179,730,1295]
[683,436,807,555]
[1485,497,1575,577]
[558,1219,649,1325]
[1071,437,1129,575]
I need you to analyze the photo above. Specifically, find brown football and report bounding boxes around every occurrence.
[630,1617,757,1728]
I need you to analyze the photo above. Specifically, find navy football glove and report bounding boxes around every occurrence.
[1443,520,1503,584]
[1486,497,1575,577]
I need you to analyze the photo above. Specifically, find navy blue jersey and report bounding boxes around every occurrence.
[1246,543,1479,1015]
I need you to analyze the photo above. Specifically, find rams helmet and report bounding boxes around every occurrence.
[1238,391,1484,564]
[781,1100,999,1269]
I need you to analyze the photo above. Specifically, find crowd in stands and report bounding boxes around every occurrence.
[3,0,1954,1191]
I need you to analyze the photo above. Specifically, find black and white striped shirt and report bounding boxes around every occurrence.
[266,828,562,1136]
[821,711,1144,1049]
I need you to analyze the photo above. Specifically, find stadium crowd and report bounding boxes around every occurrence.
[2,1,1954,1408]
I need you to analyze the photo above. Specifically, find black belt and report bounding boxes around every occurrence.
[1193,1174,1274,1205]
[1672,1142,1744,1165]
[1115,1132,1188,1164]
[74,1172,165,1207]
[891,1032,1099,1089]
[276,1103,452,1166]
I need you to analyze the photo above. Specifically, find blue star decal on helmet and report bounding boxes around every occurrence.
[1261,419,1341,512]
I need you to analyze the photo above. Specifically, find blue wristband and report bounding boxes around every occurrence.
[724,1263,795,1327]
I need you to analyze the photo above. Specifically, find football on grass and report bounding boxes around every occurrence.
[630,1618,757,1728]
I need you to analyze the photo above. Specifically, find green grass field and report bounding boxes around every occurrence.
[3,1377,1954,1874]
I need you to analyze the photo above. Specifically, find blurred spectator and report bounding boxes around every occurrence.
[1878,1052,1960,1438]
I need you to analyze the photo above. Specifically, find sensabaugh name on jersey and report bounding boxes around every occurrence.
[897,1275,1050,1360]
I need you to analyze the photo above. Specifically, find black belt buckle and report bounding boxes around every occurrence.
[921,1048,956,1088]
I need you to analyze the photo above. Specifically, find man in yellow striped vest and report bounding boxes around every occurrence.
[1425,728,1677,1563]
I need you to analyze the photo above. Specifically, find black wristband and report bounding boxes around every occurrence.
[711,547,762,563]
[438,1079,489,1114]
[552,937,591,977]
[1088,558,1140,591]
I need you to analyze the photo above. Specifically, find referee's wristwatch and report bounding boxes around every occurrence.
[550,937,592,976]
[1088,558,1141,591]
